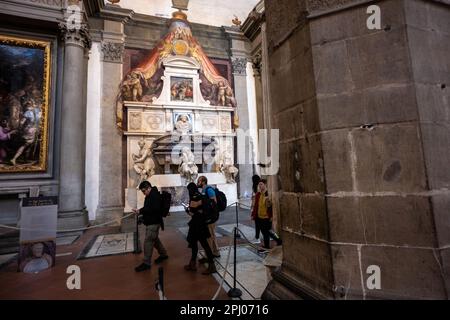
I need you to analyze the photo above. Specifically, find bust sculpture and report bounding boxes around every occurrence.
[175,114,192,135]
[132,139,156,188]
[219,146,238,183]
[178,146,198,183]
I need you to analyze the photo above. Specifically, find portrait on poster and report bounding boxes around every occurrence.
[18,241,56,274]
[0,35,51,173]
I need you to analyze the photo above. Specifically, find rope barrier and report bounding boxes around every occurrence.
[212,227,235,300]
[0,212,136,233]
[0,200,250,233]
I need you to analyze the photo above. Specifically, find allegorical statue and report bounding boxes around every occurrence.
[132,138,156,188]
[178,146,198,183]
[219,146,239,183]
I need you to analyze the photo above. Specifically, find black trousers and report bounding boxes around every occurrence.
[256,218,282,249]
[191,238,214,262]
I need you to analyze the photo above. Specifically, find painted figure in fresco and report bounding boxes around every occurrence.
[7,93,23,130]
[132,139,156,188]
[171,80,193,102]
[225,86,237,108]
[175,114,192,135]
[0,118,17,163]
[179,147,198,183]
[10,118,38,166]
[122,72,143,101]
[217,81,227,106]
[178,82,188,101]
[219,145,239,183]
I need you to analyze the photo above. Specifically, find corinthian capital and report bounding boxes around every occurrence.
[101,42,125,63]
[232,57,247,76]
[59,22,92,49]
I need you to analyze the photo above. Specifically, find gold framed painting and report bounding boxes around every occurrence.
[0,35,51,173]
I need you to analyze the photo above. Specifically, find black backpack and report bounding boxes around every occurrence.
[213,188,227,212]
[203,187,227,224]
[160,191,172,218]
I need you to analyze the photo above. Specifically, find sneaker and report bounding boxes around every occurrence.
[135,263,151,272]
[154,255,169,264]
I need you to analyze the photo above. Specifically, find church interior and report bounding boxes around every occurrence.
[0,0,449,300]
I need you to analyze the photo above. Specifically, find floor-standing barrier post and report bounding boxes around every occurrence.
[155,267,166,300]
[227,227,242,298]
[134,214,142,254]
[235,202,241,238]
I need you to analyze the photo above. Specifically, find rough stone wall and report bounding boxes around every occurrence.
[265,0,449,299]
[266,0,335,299]
[404,0,450,296]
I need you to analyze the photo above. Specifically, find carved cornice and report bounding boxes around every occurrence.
[59,22,92,49]
[231,57,248,76]
[242,0,265,42]
[99,4,135,24]
[101,41,125,63]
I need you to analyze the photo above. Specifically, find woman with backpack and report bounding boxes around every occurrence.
[183,183,217,275]
[251,179,282,251]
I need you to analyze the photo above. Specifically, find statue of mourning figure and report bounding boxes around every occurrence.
[219,146,239,183]
[132,139,156,188]
[178,146,198,183]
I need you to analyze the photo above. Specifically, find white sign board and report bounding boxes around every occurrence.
[20,197,58,243]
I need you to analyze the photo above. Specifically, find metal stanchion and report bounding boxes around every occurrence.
[235,202,241,238]
[155,267,166,300]
[134,214,142,254]
[227,227,242,298]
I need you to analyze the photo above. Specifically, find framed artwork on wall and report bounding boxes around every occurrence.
[170,77,193,102]
[0,35,51,173]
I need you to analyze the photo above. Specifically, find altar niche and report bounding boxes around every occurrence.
[123,55,237,213]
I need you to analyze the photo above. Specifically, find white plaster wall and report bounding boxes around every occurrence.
[85,42,102,221]
[118,0,259,27]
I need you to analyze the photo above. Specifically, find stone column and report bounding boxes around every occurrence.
[263,0,449,300]
[57,23,92,230]
[96,20,126,224]
[226,27,254,200]
[259,21,281,234]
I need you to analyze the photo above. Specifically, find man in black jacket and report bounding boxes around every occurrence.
[133,181,168,272]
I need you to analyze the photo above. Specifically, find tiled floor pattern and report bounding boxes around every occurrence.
[78,232,135,259]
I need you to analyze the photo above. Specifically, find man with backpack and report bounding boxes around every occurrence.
[197,176,221,258]
[133,181,169,272]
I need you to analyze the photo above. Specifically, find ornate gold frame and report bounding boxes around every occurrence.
[0,35,51,173]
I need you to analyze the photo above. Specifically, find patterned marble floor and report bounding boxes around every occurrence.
[217,223,260,243]
[78,232,135,259]
[205,245,269,300]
